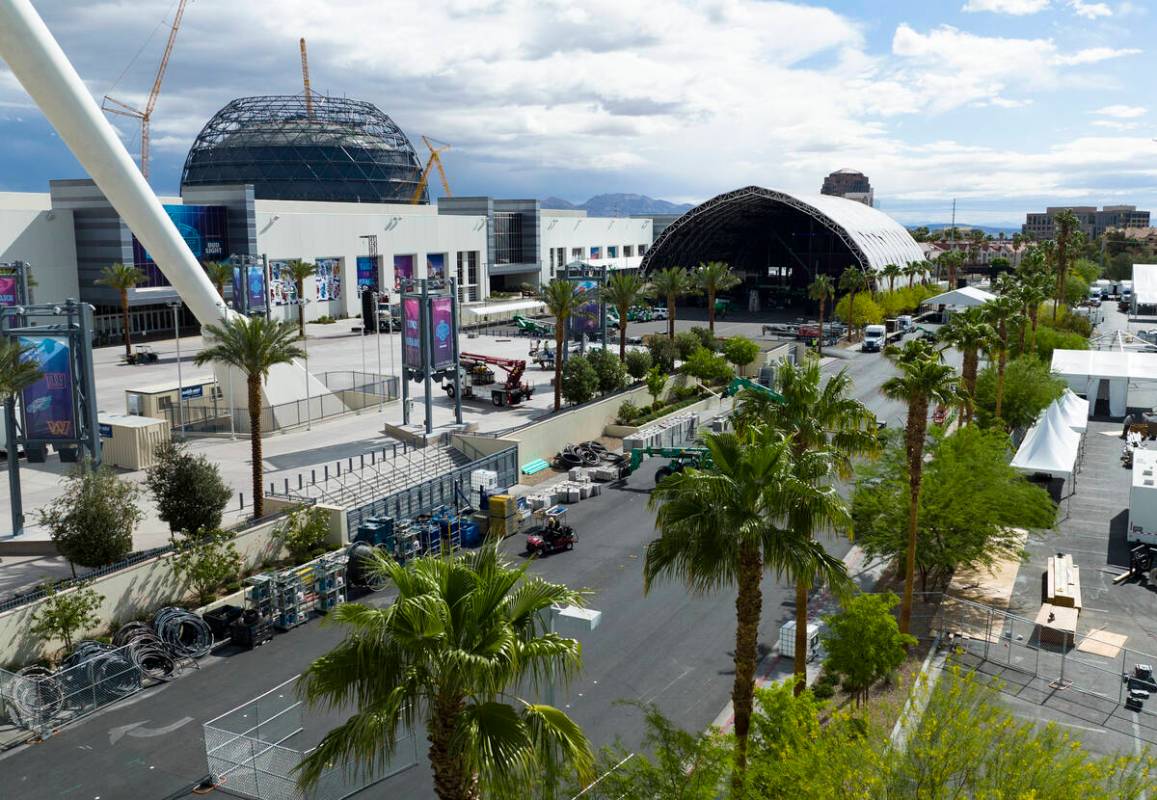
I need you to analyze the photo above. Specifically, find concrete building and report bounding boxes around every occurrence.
[1022,205,1150,240]
[820,169,874,207]
[0,191,80,304]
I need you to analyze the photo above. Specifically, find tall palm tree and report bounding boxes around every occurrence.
[1052,209,1080,322]
[735,358,876,692]
[650,266,695,341]
[193,315,304,518]
[0,339,42,401]
[838,266,867,341]
[903,261,919,288]
[981,294,1023,424]
[882,342,959,634]
[807,274,834,357]
[538,279,584,412]
[96,262,144,359]
[1016,266,1051,354]
[694,261,740,335]
[644,430,849,788]
[938,250,964,289]
[597,271,650,361]
[285,259,317,338]
[297,546,593,800]
[881,263,902,293]
[203,261,233,301]
[937,308,993,424]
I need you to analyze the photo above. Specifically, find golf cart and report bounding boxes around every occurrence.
[526,505,576,557]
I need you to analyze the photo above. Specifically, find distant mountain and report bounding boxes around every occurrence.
[910,222,1022,237]
[541,193,695,217]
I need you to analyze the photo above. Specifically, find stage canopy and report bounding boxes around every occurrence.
[924,286,996,308]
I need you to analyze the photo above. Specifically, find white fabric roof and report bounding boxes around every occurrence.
[1050,349,1157,380]
[1048,390,1089,432]
[923,286,996,308]
[460,299,545,318]
[794,193,927,271]
[1011,408,1081,480]
[1133,264,1157,306]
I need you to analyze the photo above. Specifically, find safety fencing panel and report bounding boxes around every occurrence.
[203,676,418,800]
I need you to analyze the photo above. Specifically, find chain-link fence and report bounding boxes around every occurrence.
[204,676,418,800]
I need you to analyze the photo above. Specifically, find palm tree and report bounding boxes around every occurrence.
[650,266,695,340]
[203,261,233,300]
[982,294,1023,424]
[808,274,834,357]
[1052,209,1080,322]
[193,315,304,519]
[297,546,593,800]
[285,259,316,338]
[597,271,650,361]
[735,358,875,691]
[1016,263,1051,354]
[694,261,740,335]
[644,430,849,788]
[882,342,959,634]
[838,266,867,341]
[882,263,902,293]
[938,250,964,289]
[903,262,919,289]
[96,262,144,359]
[0,340,42,401]
[937,308,993,424]
[538,279,584,412]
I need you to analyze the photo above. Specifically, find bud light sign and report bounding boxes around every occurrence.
[402,298,422,371]
[20,335,76,441]
[431,297,454,369]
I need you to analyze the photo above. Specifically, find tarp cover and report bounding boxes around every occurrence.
[1011,408,1081,480]
[923,286,996,308]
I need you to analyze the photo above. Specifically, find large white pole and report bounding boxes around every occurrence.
[0,0,226,326]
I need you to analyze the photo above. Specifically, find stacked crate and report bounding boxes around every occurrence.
[488,494,516,538]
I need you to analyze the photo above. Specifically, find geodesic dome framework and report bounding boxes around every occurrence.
[180,95,428,204]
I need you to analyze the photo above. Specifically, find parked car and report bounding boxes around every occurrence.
[650,306,669,320]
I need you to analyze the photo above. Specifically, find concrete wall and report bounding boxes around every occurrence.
[0,192,80,304]
[540,214,653,280]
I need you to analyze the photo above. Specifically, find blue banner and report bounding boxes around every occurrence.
[356,255,380,292]
[246,265,267,312]
[20,335,76,441]
[431,297,454,368]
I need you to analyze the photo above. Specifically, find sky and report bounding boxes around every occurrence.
[0,0,1154,227]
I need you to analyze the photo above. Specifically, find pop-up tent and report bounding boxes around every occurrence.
[1047,389,1089,433]
[1051,349,1157,418]
[1011,407,1082,481]
[923,286,996,308]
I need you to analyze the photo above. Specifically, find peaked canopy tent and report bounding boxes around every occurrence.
[1051,349,1157,418]
[1011,407,1082,482]
[1048,389,1089,433]
[1132,263,1157,309]
[923,286,996,308]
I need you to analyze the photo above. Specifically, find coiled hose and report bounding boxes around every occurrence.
[153,608,214,659]
[6,665,63,728]
[59,641,141,701]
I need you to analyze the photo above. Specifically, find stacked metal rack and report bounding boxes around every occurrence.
[243,554,348,633]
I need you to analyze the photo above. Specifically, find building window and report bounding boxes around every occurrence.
[557,247,565,268]
[608,246,618,258]
[639,244,648,256]
[549,249,555,270]
[571,247,583,260]
[590,246,602,260]
[493,212,524,265]
[624,245,634,257]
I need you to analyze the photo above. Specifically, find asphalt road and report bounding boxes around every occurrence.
[2,341,898,800]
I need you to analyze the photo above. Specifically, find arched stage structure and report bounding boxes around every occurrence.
[641,186,925,307]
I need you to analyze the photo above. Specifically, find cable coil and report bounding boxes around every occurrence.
[153,607,214,659]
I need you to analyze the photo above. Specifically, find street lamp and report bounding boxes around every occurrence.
[167,301,184,435]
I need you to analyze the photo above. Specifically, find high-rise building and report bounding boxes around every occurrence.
[1022,205,1150,239]
[820,169,874,207]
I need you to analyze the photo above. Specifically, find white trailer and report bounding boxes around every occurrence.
[1129,449,1157,544]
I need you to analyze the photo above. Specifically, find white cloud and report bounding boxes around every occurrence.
[1069,0,1112,17]
[1091,119,1140,129]
[1093,104,1147,118]
[1055,46,1140,64]
[962,0,1050,13]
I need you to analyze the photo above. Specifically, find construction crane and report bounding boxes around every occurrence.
[410,136,452,204]
[299,37,314,120]
[101,0,190,181]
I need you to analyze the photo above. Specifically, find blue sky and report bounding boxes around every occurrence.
[1,0,1154,226]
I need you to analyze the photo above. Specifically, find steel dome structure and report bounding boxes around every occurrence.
[641,185,925,283]
[180,95,428,204]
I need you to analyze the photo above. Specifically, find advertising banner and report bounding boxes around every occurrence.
[0,275,17,307]
[431,296,454,368]
[427,253,446,283]
[394,254,414,291]
[20,335,76,441]
[246,265,267,312]
[132,204,228,288]
[402,298,423,371]
[356,255,380,292]
[573,279,601,335]
[231,266,244,311]
[315,258,343,301]
[269,260,296,306]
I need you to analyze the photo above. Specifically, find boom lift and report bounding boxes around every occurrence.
[620,446,713,483]
[443,353,534,407]
[722,377,784,401]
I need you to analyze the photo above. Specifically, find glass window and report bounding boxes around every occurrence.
[608,246,618,258]
[639,244,648,256]
[590,246,602,260]
[624,245,634,257]
[571,247,583,259]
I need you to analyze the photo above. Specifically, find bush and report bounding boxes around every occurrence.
[1033,325,1089,361]
[170,529,243,606]
[278,506,332,564]
[674,330,702,360]
[146,440,232,535]
[834,294,884,327]
[689,326,718,352]
[974,355,1067,429]
[1063,274,1089,305]
[645,335,677,372]
[823,592,915,705]
[625,349,652,380]
[587,347,627,394]
[616,400,641,425]
[31,583,104,652]
[645,366,668,405]
[314,315,337,324]
[561,354,599,405]
[681,346,734,385]
[1073,257,1101,284]
[721,336,760,372]
[39,461,141,569]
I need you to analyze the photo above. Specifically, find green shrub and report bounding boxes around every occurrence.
[31,583,104,652]
[674,330,702,360]
[646,335,677,372]
[1032,325,1089,361]
[146,440,232,535]
[689,326,719,352]
[834,294,884,327]
[561,354,599,405]
[314,315,337,324]
[721,336,760,372]
[625,349,652,380]
[617,400,641,425]
[1063,274,1089,305]
[39,461,141,568]
[170,529,243,606]
[587,347,627,394]
[681,346,734,384]
[278,506,332,564]
[645,366,668,405]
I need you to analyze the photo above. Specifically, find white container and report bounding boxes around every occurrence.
[569,467,587,481]
[588,483,602,497]
[1129,449,1157,544]
[778,620,820,660]
[565,486,582,503]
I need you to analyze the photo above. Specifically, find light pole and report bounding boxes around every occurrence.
[215,300,236,439]
[168,301,185,435]
[300,298,312,430]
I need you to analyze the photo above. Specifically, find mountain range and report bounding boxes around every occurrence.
[541,193,695,217]
[910,222,1022,236]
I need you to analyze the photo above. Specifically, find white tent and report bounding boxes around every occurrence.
[1051,349,1157,418]
[1133,264,1157,307]
[1011,408,1082,481]
[923,286,996,308]
[1047,389,1089,432]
